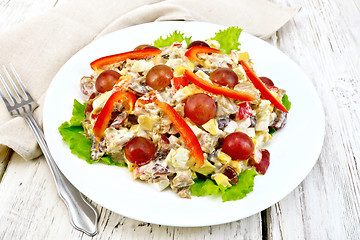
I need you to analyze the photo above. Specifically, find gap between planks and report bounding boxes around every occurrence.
[0,147,13,182]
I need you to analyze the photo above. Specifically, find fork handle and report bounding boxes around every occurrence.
[24,113,98,236]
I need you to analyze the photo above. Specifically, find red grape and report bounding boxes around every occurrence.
[210,68,238,88]
[259,77,274,88]
[134,44,159,51]
[184,93,216,125]
[84,92,98,117]
[250,149,270,175]
[222,166,238,185]
[95,70,121,93]
[222,132,254,160]
[187,40,210,49]
[146,65,173,91]
[124,137,156,166]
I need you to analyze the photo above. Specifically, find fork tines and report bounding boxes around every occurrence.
[0,64,38,115]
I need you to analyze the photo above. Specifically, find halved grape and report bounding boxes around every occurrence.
[250,149,270,175]
[187,40,210,49]
[145,65,173,91]
[222,166,239,185]
[184,93,216,126]
[134,44,159,51]
[95,70,120,93]
[124,137,156,166]
[222,132,254,160]
[259,76,274,88]
[210,68,238,88]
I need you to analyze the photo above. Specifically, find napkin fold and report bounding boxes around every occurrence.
[0,0,299,161]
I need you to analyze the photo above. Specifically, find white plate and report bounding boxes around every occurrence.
[43,21,325,227]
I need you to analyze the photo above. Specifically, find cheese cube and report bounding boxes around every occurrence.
[218,151,232,164]
[214,173,231,188]
[130,60,154,72]
[138,115,160,131]
[202,119,220,136]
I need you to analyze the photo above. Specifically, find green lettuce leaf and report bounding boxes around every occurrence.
[221,167,257,202]
[282,94,292,111]
[153,30,192,48]
[268,127,277,135]
[59,121,93,164]
[211,26,242,54]
[190,168,257,202]
[58,99,126,167]
[190,178,220,197]
[269,94,291,135]
[69,99,86,126]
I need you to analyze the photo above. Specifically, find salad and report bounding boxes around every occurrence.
[59,27,290,201]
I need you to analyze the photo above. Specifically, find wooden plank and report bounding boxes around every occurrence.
[0,147,12,181]
[0,153,263,239]
[265,0,360,238]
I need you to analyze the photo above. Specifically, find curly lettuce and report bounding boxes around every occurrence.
[211,26,242,54]
[153,30,192,48]
[58,99,125,167]
[190,168,257,202]
[153,26,242,54]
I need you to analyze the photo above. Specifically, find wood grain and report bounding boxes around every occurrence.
[1,0,360,239]
[266,0,360,239]
[0,154,263,240]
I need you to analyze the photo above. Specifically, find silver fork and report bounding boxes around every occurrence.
[0,64,98,236]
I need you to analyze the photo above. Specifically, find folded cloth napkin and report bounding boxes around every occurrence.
[0,0,298,160]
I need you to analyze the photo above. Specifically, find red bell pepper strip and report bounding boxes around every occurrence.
[91,48,162,70]
[155,100,204,167]
[235,102,253,121]
[240,60,288,113]
[93,91,136,140]
[184,69,255,101]
[171,76,188,93]
[135,90,158,105]
[185,46,220,65]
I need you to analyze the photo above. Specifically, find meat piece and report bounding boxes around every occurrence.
[80,76,95,96]
[270,109,287,130]
[90,138,106,160]
[104,127,134,153]
[129,84,152,96]
[171,171,194,189]
[217,117,230,130]
[110,112,128,129]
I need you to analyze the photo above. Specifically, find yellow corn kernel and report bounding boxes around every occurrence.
[95,69,104,75]
[181,85,203,96]
[218,151,232,164]
[130,124,139,133]
[188,157,215,176]
[238,52,250,61]
[174,65,188,77]
[189,62,195,71]
[214,173,232,188]
[138,115,160,131]
[202,119,219,136]
[124,157,136,172]
[229,160,242,174]
[174,63,194,77]
[119,68,128,75]
[203,60,211,69]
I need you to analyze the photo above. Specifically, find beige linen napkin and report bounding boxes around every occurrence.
[0,0,298,160]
